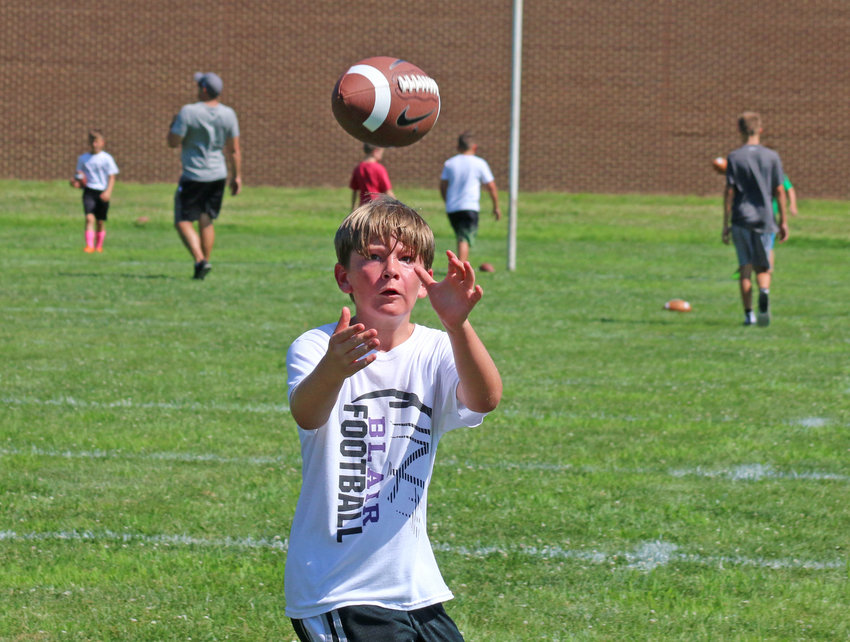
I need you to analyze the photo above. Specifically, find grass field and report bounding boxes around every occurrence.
[1,179,848,640]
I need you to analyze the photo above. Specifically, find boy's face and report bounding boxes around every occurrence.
[89,136,104,153]
[334,237,429,321]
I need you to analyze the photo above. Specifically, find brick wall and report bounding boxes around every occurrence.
[3,1,850,198]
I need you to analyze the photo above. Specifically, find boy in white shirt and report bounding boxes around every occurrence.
[285,197,502,641]
[71,130,119,253]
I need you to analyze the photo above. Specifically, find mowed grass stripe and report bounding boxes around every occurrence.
[3,395,844,428]
[2,529,844,572]
[2,444,848,482]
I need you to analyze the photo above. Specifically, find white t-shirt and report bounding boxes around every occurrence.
[440,153,494,213]
[284,323,487,619]
[75,151,119,191]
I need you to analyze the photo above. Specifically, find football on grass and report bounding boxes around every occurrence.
[664,299,692,312]
[332,56,440,147]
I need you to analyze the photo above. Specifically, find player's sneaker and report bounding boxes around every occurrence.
[757,290,770,327]
[743,311,757,326]
[96,247,103,253]
[193,260,212,280]
[84,246,95,253]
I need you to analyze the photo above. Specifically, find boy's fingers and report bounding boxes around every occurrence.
[462,260,476,282]
[350,338,379,361]
[336,327,375,352]
[414,264,436,286]
[348,353,378,374]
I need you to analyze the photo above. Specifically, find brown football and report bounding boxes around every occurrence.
[664,299,692,312]
[479,263,495,273]
[712,156,727,174]
[332,57,440,147]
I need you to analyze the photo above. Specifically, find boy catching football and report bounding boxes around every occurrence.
[285,197,501,641]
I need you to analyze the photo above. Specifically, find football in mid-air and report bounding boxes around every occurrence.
[664,299,692,312]
[332,56,440,147]
[712,156,727,174]
[479,262,495,273]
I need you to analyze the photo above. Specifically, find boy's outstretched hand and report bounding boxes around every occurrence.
[414,251,483,331]
[290,307,379,430]
[325,307,380,377]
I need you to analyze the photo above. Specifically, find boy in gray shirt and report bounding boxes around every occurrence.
[722,112,789,326]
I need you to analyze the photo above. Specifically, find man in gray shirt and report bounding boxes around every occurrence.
[168,72,242,280]
[722,111,788,326]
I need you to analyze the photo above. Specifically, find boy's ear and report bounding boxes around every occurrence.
[334,263,353,294]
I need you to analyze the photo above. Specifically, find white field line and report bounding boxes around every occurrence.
[0,530,844,572]
[1,445,847,482]
[0,446,289,467]
[1,395,289,415]
[669,463,850,482]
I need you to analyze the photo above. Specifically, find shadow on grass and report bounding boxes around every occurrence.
[597,316,733,327]
[58,272,173,280]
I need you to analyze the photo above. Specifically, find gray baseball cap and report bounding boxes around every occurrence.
[194,72,222,98]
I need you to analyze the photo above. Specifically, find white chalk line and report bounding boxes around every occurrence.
[442,459,850,482]
[0,530,843,573]
[1,395,289,415]
[669,462,850,482]
[0,445,290,467]
[1,445,846,482]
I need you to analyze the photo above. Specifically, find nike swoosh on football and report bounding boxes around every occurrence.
[396,107,434,127]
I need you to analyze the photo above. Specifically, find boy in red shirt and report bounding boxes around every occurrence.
[349,143,395,210]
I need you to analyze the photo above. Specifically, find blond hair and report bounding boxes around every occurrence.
[335,197,435,270]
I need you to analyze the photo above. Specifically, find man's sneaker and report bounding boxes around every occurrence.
[744,311,757,326]
[757,290,770,327]
[193,260,212,280]
[84,246,95,253]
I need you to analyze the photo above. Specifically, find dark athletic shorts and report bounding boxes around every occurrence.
[731,224,774,271]
[174,178,226,223]
[447,210,479,246]
[291,603,464,642]
[82,188,110,221]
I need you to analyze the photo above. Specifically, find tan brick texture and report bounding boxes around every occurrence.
[2,1,850,198]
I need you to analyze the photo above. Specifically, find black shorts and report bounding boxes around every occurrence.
[447,210,479,245]
[174,178,226,223]
[82,188,110,221]
[291,603,464,642]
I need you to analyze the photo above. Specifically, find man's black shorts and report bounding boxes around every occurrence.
[174,178,226,223]
[447,210,479,245]
[82,188,110,221]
